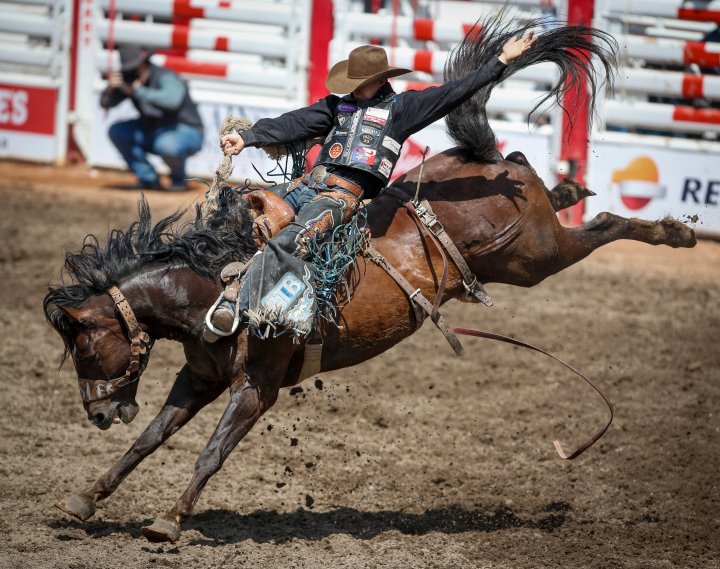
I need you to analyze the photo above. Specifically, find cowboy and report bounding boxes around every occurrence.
[204,34,536,342]
[101,45,204,191]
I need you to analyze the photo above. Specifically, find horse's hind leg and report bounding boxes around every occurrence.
[553,212,696,271]
[504,151,594,211]
[576,212,695,248]
[546,179,595,212]
[141,337,294,543]
[55,366,226,522]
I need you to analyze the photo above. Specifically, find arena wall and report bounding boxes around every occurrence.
[0,0,718,232]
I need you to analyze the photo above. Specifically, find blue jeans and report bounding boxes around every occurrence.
[108,119,203,186]
[282,182,320,213]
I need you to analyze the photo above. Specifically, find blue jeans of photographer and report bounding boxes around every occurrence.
[108,119,203,187]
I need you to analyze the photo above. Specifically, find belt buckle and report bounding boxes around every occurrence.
[310,165,327,185]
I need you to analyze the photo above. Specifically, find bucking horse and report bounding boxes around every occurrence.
[44,18,696,542]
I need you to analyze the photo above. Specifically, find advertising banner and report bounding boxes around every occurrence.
[587,136,720,235]
[0,83,58,162]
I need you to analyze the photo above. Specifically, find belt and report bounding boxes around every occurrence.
[323,174,364,199]
[287,167,365,200]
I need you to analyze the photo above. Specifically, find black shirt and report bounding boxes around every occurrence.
[241,57,507,197]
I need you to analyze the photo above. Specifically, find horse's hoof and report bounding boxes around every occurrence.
[141,518,181,543]
[55,493,96,522]
[662,218,697,248]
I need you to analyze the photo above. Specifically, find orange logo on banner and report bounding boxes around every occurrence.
[611,156,667,210]
[0,84,56,135]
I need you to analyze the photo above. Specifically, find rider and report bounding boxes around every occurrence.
[204,34,536,342]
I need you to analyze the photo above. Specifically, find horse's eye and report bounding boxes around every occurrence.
[75,332,90,351]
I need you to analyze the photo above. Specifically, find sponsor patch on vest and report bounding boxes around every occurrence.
[360,133,375,145]
[338,115,349,126]
[382,136,401,155]
[361,125,380,135]
[378,157,393,178]
[328,143,343,159]
[352,146,376,165]
[364,106,390,126]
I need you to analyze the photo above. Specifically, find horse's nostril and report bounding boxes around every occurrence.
[91,412,106,425]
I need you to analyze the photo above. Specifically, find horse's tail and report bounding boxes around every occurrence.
[444,13,617,161]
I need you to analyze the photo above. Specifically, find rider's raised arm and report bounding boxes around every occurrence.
[239,95,341,148]
[391,57,506,141]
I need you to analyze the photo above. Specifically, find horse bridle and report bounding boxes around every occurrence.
[77,286,154,404]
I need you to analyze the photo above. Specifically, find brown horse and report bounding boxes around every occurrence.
[44,20,696,542]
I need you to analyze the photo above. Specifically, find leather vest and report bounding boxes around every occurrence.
[316,94,403,183]
[132,65,203,130]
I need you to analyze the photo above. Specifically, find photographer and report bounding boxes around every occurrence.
[100,45,204,191]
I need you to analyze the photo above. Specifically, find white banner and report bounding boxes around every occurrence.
[587,136,720,234]
[392,120,554,186]
[90,95,554,190]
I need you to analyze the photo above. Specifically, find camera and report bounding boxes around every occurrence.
[122,70,138,85]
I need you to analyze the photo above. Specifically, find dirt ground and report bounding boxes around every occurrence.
[0,160,718,569]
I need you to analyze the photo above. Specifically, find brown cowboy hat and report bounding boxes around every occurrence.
[326,45,412,94]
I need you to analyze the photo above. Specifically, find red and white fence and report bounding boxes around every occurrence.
[0,0,718,232]
[0,0,72,163]
[601,0,720,24]
[331,0,564,184]
[69,0,311,180]
[588,0,720,233]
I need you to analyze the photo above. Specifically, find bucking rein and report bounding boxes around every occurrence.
[194,116,614,461]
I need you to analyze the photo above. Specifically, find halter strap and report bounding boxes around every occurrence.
[77,286,153,404]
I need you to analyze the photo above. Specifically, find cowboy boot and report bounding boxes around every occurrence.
[202,261,250,343]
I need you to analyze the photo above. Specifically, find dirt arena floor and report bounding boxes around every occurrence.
[0,160,718,568]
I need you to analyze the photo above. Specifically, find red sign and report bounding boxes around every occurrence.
[0,84,56,135]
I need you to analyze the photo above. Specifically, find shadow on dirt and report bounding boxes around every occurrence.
[188,501,573,544]
[50,502,572,544]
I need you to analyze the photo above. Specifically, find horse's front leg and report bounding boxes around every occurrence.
[55,365,226,522]
[140,378,278,542]
[141,338,294,543]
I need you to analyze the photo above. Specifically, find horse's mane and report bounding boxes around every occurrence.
[444,13,617,161]
[44,195,257,347]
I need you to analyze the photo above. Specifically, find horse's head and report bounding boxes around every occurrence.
[46,287,152,430]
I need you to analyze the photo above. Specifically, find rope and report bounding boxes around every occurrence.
[307,209,368,322]
[201,115,254,222]
[412,146,430,203]
[201,116,315,222]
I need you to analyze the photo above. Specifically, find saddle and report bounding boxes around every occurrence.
[243,189,296,245]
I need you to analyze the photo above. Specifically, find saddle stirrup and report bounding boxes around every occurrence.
[204,292,242,337]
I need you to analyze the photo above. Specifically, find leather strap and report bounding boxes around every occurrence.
[451,326,614,460]
[298,341,323,381]
[365,245,464,356]
[409,200,492,306]
[366,199,613,460]
[77,286,153,404]
[324,174,364,199]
